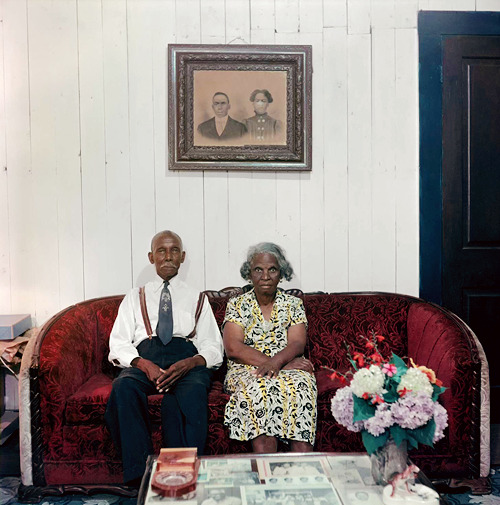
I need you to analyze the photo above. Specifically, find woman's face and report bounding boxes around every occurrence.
[250,252,281,298]
[253,93,270,115]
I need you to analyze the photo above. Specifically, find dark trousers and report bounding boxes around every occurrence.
[104,337,213,483]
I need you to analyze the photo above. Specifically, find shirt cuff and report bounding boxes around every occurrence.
[198,350,223,370]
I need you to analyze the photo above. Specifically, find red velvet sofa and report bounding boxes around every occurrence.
[18,288,490,500]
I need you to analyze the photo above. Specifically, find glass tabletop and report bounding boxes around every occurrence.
[138,452,442,505]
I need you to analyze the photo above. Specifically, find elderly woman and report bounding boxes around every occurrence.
[223,243,317,453]
[244,89,283,142]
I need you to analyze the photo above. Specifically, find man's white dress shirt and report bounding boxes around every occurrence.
[108,274,223,369]
[215,116,229,136]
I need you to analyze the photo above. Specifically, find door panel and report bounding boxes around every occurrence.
[442,36,500,422]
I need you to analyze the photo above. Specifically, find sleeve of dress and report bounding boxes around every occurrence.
[223,296,245,329]
[290,297,308,328]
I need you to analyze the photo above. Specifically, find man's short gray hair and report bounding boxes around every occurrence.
[150,230,183,252]
[240,242,294,282]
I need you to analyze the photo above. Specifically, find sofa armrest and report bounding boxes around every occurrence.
[460,321,490,479]
[27,297,121,467]
[407,302,488,477]
[35,306,100,400]
[19,334,38,486]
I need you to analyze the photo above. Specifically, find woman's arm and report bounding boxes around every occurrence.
[254,323,312,378]
[223,321,270,366]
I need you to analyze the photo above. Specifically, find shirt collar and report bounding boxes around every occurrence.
[152,273,181,292]
[215,116,229,125]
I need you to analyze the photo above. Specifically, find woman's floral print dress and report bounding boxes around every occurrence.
[223,289,317,444]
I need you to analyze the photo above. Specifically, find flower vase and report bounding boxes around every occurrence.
[370,437,408,486]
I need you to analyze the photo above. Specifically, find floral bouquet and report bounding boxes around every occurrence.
[328,331,448,455]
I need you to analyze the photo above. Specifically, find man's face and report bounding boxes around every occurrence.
[253,93,269,115]
[148,233,185,281]
[212,94,230,118]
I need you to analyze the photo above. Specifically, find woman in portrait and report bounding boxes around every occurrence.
[244,89,283,142]
[223,243,317,453]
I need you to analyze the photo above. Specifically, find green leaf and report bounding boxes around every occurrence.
[353,395,376,422]
[411,419,436,447]
[432,384,446,401]
[389,425,407,447]
[405,431,420,450]
[348,358,358,371]
[383,390,399,403]
[389,354,408,384]
[362,431,389,455]
[390,353,407,370]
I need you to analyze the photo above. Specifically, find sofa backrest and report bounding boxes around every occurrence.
[37,289,421,384]
[204,289,417,379]
[303,293,413,371]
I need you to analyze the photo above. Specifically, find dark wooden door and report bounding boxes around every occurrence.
[442,36,500,422]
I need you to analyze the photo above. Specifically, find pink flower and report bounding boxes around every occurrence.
[382,363,397,377]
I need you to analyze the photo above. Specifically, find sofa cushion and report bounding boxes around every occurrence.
[66,373,113,424]
[66,373,231,427]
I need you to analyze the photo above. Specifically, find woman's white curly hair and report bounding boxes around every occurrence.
[240,242,294,282]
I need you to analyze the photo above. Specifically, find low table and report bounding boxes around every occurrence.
[138,452,442,505]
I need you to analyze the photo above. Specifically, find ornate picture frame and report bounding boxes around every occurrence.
[168,44,312,172]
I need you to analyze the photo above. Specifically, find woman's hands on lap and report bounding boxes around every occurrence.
[251,356,283,378]
[282,357,314,373]
[252,356,314,378]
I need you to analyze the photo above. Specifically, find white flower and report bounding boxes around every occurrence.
[351,365,385,398]
[397,367,433,397]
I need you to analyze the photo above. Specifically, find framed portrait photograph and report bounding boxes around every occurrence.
[168,44,312,171]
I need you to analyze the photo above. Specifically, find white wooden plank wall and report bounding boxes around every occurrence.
[2,0,499,331]
[0,0,9,311]
[102,0,133,296]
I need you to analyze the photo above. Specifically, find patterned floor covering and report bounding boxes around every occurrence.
[0,479,137,505]
[440,467,500,505]
[0,467,499,505]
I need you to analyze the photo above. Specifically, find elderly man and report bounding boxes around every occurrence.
[197,92,247,140]
[105,230,223,486]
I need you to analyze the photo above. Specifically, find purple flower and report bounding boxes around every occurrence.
[364,403,394,436]
[331,386,364,432]
[433,402,448,442]
[391,391,435,429]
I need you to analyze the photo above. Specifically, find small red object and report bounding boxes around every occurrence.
[151,448,199,498]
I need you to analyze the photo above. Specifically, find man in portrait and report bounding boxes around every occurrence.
[197,92,247,141]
